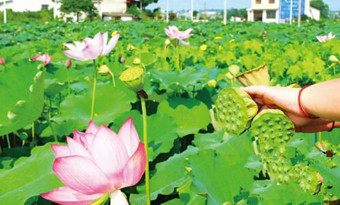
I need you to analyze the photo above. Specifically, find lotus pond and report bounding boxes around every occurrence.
[1,20,340,204]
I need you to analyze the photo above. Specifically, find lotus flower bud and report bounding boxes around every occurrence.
[133,58,141,65]
[263,30,268,36]
[65,59,72,68]
[0,57,5,65]
[119,67,144,92]
[98,65,110,74]
[165,39,171,48]
[200,44,207,51]
[229,65,240,76]
[329,55,339,62]
[120,56,126,63]
[207,79,217,88]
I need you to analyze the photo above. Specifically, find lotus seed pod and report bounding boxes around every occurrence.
[215,88,258,136]
[236,64,270,86]
[251,109,295,153]
[119,67,145,92]
[207,79,217,88]
[111,31,119,37]
[294,163,322,195]
[200,44,207,51]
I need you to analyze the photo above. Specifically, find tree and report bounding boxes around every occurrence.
[128,0,159,9]
[60,0,97,22]
[310,0,329,19]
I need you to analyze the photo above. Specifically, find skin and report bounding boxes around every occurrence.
[242,78,340,133]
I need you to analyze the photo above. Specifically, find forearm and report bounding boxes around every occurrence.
[301,79,340,121]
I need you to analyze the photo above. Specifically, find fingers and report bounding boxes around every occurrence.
[241,86,267,98]
[295,119,335,133]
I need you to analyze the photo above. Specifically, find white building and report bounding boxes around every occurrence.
[0,0,54,12]
[0,0,131,21]
[247,0,320,23]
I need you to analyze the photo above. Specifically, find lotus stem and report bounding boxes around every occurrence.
[32,121,35,145]
[318,132,322,142]
[176,40,181,71]
[141,97,150,205]
[109,71,116,88]
[49,97,58,142]
[90,61,98,121]
[6,134,11,149]
[67,69,71,95]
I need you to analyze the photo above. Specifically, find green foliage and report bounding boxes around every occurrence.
[0,143,62,204]
[0,20,340,204]
[158,98,211,136]
[310,0,330,19]
[0,61,44,136]
[60,0,97,21]
[0,9,53,23]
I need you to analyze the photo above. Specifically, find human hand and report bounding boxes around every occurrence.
[241,86,333,132]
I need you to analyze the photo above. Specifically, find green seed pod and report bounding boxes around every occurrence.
[215,88,258,136]
[119,67,145,92]
[294,163,322,195]
[250,109,295,152]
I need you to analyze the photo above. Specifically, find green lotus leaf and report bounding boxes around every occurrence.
[158,97,211,136]
[0,143,63,204]
[0,61,44,136]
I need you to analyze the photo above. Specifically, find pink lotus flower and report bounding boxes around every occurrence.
[316,32,335,43]
[63,32,120,61]
[41,118,146,205]
[30,54,52,66]
[0,57,5,65]
[164,25,193,46]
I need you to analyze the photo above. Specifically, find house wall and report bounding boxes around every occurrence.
[101,0,127,13]
[0,0,54,12]
[1,0,128,22]
[251,0,280,10]
[248,0,319,22]
[305,6,320,20]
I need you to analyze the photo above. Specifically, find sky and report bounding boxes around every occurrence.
[146,0,340,11]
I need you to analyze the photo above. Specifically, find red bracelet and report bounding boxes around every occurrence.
[298,85,319,119]
[329,121,336,132]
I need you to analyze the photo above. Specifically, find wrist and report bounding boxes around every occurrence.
[335,121,340,129]
[299,85,319,119]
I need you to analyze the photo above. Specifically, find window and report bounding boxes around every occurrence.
[269,0,275,3]
[256,0,261,4]
[41,4,49,10]
[267,10,276,19]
